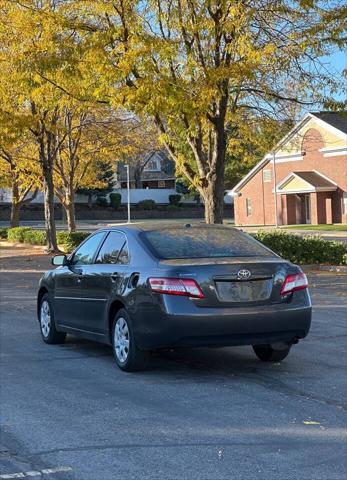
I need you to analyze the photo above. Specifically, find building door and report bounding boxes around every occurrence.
[304,194,311,224]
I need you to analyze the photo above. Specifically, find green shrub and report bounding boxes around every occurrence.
[57,231,90,252]
[96,196,108,207]
[168,194,182,206]
[22,229,46,245]
[166,204,180,211]
[138,199,156,210]
[0,227,9,239]
[7,227,33,243]
[109,193,121,210]
[254,231,347,265]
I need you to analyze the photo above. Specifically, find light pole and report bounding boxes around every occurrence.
[126,164,131,223]
[272,151,279,228]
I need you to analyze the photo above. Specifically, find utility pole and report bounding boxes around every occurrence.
[126,164,131,223]
[272,151,279,228]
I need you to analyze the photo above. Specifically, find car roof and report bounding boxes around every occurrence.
[104,222,235,233]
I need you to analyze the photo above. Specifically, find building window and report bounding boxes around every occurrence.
[158,180,166,188]
[343,193,347,214]
[144,157,160,171]
[246,198,252,217]
[263,169,272,182]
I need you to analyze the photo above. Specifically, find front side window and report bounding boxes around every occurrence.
[96,231,129,264]
[72,232,105,265]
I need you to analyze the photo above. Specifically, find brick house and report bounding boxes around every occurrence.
[232,112,347,226]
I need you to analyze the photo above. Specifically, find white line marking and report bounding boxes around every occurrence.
[0,466,72,479]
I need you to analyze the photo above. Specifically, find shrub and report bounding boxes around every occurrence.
[22,229,46,245]
[109,193,121,210]
[96,196,108,207]
[138,199,156,210]
[7,227,33,243]
[166,204,180,211]
[57,231,90,252]
[168,194,182,206]
[254,231,347,265]
[0,227,9,239]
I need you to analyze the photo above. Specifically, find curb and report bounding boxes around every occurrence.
[301,264,347,273]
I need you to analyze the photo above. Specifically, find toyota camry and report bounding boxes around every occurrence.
[37,223,311,371]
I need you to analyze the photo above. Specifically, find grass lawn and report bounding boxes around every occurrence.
[281,224,347,232]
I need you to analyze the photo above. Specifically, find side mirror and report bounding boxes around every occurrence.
[52,254,69,266]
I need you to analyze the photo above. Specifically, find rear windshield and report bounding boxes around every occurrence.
[142,227,273,259]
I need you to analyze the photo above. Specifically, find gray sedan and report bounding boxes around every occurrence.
[37,223,312,371]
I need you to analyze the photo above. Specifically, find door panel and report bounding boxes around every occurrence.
[54,266,82,328]
[79,231,130,333]
[54,231,106,331]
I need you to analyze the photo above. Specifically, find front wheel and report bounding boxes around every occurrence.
[39,294,66,344]
[253,344,291,362]
[112,309,149,372]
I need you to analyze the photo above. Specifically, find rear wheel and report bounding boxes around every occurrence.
[39,294,66,344]
[253,344,291,362]
[112,309,149,372]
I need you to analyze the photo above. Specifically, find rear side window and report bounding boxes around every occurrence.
[142,227,272,259]
[96,231,129,264]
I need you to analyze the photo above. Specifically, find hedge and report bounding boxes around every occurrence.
[0,227,9,239]
[56,231,90,251]
[109,193,121,210]
[138,199,156,210]
[254,231,347,265]
[7,227,33,243]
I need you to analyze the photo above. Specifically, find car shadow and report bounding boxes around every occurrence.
[60,334,297,383]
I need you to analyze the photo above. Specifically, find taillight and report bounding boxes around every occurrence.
[280,272,308,296]
[149,277,204,299]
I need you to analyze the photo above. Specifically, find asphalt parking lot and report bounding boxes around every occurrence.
[0,246,346,480]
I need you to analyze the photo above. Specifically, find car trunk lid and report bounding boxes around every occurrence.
[159,256,290,307]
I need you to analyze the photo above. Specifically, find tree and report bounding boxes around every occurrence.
[77,159,116,208]
[225,115,295,189]
[0,117,41,227]
[0,140,40,228]
[53,105,135,231]
[52,0,346,223]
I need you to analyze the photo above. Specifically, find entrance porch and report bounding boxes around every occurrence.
[276,171,338,225]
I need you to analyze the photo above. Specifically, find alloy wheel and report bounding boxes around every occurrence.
[40,300,51,338]
[114,317,130,363]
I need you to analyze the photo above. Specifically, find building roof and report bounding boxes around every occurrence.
[276,170,337,194]
[292,171,337,189]
[231,111,347,194]
[311,111,347,135]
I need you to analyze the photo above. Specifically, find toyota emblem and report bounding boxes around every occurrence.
[237,269,251,280]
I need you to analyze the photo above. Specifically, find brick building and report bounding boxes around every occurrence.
[232,112,347,226]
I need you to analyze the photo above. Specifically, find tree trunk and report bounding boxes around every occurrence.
[10,202,20,228]
[43,174,58,252]
[200,123,226,224]
[10,182,20,227]
[200,177,225,224]
[64,189,76,233]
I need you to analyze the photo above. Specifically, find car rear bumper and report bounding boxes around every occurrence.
[134,291,312,349]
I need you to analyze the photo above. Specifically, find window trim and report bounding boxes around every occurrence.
[95,230,130,265]
[246,198,252,217]
[263,169,272,182]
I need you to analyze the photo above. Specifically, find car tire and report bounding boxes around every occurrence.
[112,308,149,372]
[39,293,66,344]
[253,344,291,362]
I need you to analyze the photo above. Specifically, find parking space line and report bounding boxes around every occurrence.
[0,466,72,479]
